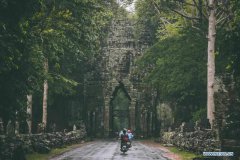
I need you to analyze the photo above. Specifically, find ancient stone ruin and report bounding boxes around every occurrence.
[89,16,149,136]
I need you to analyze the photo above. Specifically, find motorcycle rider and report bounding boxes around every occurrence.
[120,129,129,150]
[127,129,133,145]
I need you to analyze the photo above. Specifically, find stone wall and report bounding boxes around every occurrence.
[0,129,86,160]
[161,130,221,154]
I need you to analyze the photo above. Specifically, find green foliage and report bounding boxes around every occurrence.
[137,28,207,104]
[0,0,114,125]
[215,0,240,138]
[0,0,42,121]
[217,0,240,81]
[134,25,208,123]
[192,107,207,122]
[134,0,159,44]
[133,0,240,126]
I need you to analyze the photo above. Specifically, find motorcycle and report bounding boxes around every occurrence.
[120,138,131,153]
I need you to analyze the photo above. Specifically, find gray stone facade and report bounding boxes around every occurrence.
[100,17,148,136]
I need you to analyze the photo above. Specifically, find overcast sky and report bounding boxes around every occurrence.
[117,0,137,13]
[126,0,136,12]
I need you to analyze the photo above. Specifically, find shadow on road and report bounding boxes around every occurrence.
[120,152,128,156]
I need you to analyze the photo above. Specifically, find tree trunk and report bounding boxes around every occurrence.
[27,94,32,134]
[207,0,216,128]
[154,89,160,137]
[42,58,48,130]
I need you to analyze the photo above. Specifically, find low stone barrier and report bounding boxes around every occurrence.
[0,129,86,160]
[161,130,221,154]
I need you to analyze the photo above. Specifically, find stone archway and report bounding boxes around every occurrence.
[109,82,131,136]
[103,80,136,136]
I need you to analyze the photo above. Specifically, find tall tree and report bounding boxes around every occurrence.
[27,94,33,133]
[42,58,48,130]
[207,0,216,128]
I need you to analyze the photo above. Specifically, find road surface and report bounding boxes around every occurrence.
[51,140,173,160]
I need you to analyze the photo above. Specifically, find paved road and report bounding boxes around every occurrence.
[51,140,171,160]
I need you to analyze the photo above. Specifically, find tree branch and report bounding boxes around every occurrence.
[218,16,229,30]
[170,8,201,20]
[149,0,172,28]
[149,0,161,14]
[192,0,208,20]
[216,15,229,25]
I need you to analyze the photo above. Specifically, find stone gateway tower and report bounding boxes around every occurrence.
[100,17,147,136]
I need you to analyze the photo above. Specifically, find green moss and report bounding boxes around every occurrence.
[26,143,87,160]
[26,147,68,160]
[26,153,50,160]
[167,147,200,160]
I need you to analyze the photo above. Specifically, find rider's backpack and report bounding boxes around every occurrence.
[122,134,129,141]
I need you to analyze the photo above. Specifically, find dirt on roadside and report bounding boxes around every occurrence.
[139,140,182,160]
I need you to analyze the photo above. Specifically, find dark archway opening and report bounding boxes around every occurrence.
[109,82,131,137]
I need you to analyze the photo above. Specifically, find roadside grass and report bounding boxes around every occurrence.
[26,147,68,160]
[166,146,200,160]
[26,142,89,160]
[138,138,200,160]
[26,146,74,160]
